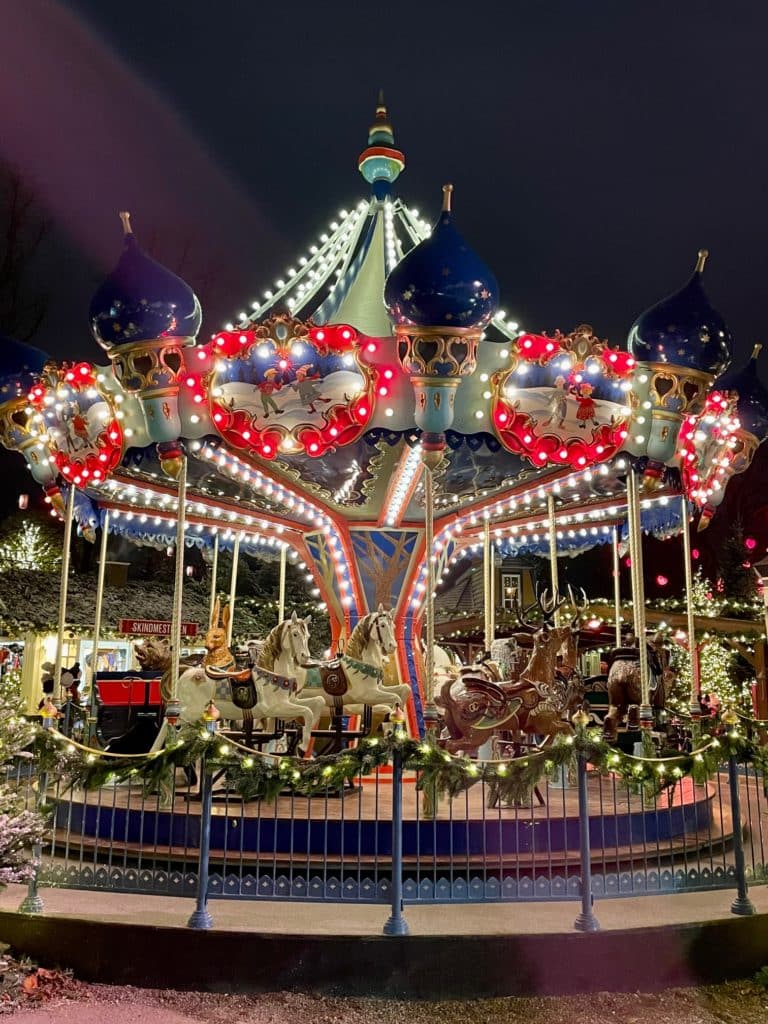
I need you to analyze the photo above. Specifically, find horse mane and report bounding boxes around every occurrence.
[256,622,286,670]
[345,614,373,661]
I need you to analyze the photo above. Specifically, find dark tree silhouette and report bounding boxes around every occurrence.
[0,166,50,340]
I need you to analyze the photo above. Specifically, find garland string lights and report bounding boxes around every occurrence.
[25,709,767,805]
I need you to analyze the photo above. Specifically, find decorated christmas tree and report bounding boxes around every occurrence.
[667,567,753,713]
[0,669,47,886]
[0,517,61,574]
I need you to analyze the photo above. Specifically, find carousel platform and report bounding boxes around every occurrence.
[52,770,726,869]
[1,883,768,996]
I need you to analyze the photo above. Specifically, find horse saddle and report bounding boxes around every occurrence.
[303,658,348,698]
[205,666,258,710]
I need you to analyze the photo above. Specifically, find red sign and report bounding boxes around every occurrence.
[118,619,198,637]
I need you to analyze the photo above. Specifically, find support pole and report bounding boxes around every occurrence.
[382,743,409,935]
[483,518,494,652]
[424,466,436,713]
[547,494,560,625]
[227,532,241,647]
[168,456,187,708]
[54,485,76,701]
[727,749,756,916]
[187,754,214,929]
[87,509,110,746]
[626,469,651,716]
[680,495,700,713]
[573,750,600,931]
[208,531,219,627]
[612,525,622,649]
[278,542,287,624]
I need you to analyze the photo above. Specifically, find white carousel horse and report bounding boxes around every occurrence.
[263,606,411,713]
[151,613,325,753]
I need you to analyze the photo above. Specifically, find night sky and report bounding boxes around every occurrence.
[1,1,767,372]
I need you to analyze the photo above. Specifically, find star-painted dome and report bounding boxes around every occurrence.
[0,334,48,404]
[716,344,768,440]
[627,250,733,376]
[89,212,202,351]
[384,185,499,330]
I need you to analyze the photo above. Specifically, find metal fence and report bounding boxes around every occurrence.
[11,743,766,934]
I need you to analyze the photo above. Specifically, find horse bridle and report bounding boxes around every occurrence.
[370,611,392,651]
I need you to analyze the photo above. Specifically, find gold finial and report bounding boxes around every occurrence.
[119,211,132,236]
[695,249,709,273]
[442,183,454,213]
[751,343,763,361]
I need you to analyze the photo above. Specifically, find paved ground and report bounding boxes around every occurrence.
[2,881,767,935]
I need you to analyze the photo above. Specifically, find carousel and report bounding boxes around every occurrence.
[2,97,768,879]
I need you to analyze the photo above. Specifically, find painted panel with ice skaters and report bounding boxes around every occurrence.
[27,361,124,487]
[207,314,380,460]
[490,325,636,469]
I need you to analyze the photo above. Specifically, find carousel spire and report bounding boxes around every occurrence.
[358,91,405,199]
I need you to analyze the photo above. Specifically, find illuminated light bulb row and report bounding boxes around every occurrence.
[233,205,369,327]
[385,444,423,526]
[106,506,293,555]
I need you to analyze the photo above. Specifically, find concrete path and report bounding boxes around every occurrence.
[2,881,767,936]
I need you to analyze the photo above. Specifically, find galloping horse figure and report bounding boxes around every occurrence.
[602,631,674,742]
[152,612,325,754]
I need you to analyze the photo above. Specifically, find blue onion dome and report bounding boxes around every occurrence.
[89,212,202,351]
[384,184,499,329]
[0,334,48,403]
[627,250,733,376]
[716,344,768,440]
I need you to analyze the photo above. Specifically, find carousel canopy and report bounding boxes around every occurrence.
[0,96,765,604]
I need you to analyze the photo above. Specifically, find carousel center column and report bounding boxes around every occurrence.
[385,183,499,736]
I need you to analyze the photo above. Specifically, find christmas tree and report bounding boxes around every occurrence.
[0,517,61,574]
[0,669,47,886]
[667,567,753,713]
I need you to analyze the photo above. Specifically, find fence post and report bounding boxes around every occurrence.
[18,766,48,915]
[188,753,214,929]
[383,742,409,936]
[727,752,756,916]
[574,751,600,932]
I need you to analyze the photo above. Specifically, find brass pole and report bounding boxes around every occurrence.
[208,531,219,627]
[227,532,241,647]
[54,485,76,700]
[547,494,560,625]
[278,543,287,624]
[483,518,494,651]
[87,509,110,744]
[169,456,188,704]
[680,494,700,711]
[627,470,651,712]
[612,525,622,648]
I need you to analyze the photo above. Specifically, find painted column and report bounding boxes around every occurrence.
[54,486,77,700]
[86,509,110,745]
[612,525,622,648]
[208,531,219,627]
[680,494,701,713]
[227,532,241,646]
[423,466,436,720]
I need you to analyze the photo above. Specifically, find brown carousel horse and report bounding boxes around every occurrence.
[435,588,586,756]
[602,631,674,741]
